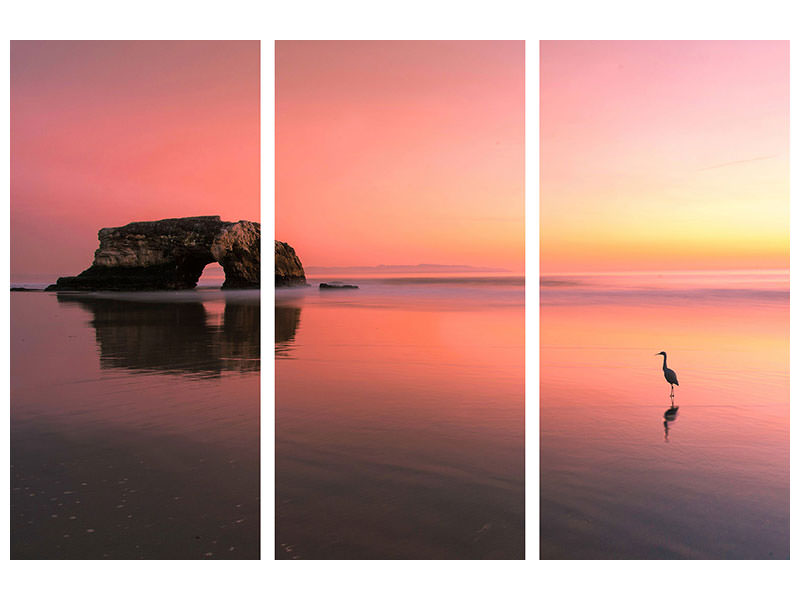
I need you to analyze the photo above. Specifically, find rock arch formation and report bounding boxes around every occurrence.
[47,216,260,291]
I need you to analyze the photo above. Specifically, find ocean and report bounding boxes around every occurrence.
[276,274,525,559]
[540,270,789,559]
[10,285,260,559]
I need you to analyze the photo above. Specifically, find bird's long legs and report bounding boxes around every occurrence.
[670,385,674,400]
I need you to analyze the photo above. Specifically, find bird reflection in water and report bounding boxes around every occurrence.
[663,400,679,442]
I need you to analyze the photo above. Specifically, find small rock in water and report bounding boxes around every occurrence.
[319,282,359,290]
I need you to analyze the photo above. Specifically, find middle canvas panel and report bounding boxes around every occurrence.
[274,40,525,560]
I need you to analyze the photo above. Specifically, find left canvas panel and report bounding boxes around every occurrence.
[10,40,261,559]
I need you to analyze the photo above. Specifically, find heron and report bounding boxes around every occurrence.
[655,351,679,398]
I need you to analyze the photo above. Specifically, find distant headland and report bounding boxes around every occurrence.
[306,264,511,274]
[46,216,260,291]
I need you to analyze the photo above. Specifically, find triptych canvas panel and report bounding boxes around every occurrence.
[8,39,789,562]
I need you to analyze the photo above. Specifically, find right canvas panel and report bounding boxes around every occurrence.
[539,40,789,559]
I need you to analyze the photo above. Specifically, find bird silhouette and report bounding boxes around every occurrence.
[655,351,679,398]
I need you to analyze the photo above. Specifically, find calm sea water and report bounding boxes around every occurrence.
[540,271,789,559]
[10,287,260,559]
[276,275,525,559]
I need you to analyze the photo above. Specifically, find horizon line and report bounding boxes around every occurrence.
[305,264,513,273]
[540,268,789,277]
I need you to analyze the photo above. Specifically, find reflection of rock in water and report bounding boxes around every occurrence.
[275,305,302,357]
[57,295,259,377]
[220,302,260,370]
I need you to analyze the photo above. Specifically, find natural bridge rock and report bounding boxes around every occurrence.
[47,216,260,291]
[275,241,307,287]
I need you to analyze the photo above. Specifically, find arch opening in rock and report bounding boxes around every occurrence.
[197,262,226,288]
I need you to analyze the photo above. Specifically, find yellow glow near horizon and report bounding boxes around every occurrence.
[540,41,788,274]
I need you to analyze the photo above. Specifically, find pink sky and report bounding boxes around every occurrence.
[11,41,260,280]
[541,41,789,274]
[276,41,524,273]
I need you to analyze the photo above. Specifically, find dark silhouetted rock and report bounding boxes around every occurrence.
[275,241,307,287]
[46,216,260,291]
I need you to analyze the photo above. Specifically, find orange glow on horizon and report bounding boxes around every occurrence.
[540,41,788,274]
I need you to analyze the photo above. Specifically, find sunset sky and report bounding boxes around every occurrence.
[541,40,788,274]
[276,41,524,273]
[11,41,259,280]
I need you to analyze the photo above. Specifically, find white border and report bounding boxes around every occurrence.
[1,24,9,572]
[526,39,538,562]
[263,39,275,564]
[2,1,799,599]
